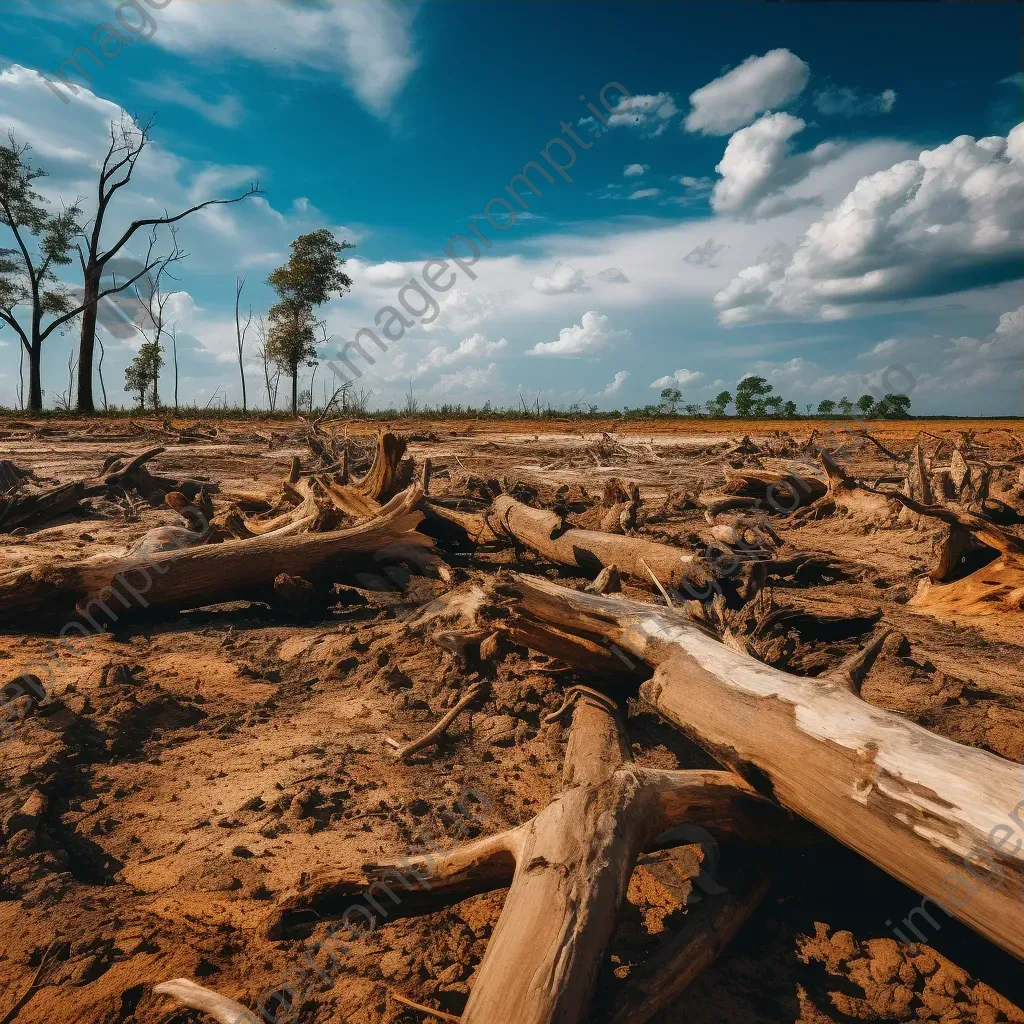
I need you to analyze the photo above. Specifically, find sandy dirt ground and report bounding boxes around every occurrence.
[0,415,1022,1024]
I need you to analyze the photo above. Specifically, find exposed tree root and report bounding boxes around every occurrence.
[605,862,774,1024]
[857,487,1024,616]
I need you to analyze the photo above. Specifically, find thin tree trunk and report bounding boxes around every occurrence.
[291,366,298,416]
[17,343,25,411]
[97,337,108,411]
[76,270,100,412]
[172,328,178,409]
[28,337,43,412]
[234,277,248,412]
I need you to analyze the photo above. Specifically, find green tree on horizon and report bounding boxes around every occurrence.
[734,375,772,416]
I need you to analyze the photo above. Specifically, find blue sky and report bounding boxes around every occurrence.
[1,0,1022,413]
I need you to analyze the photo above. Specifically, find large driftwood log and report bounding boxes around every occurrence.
[0,480,105,533]
[488,574,1024,963]
[0,486,431,624]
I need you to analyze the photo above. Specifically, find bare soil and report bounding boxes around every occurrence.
[1,416,1022,1024]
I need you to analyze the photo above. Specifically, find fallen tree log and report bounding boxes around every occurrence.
[700,468,827,517]
[0,486,431,625]
[487,573,1024,963]
[101,446,217,501]
[483,494,718,594]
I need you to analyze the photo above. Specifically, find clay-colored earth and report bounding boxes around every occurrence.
[1,415,1022,1023]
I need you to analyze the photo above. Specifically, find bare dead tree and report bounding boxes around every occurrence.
[170,325,178,410]
[234,276,253,412]
[75,114,262,412]
[16,343,24,411]
[97,335,108,411]
[256,316,280,412]
[53,349,77,411]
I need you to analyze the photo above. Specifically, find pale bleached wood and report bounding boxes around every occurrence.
[492,573,1024,963]
[153,979,258,1024]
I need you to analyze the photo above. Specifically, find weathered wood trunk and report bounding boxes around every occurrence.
[483,495,711,593]
[492,574,1024,963]
[0,486,431,624]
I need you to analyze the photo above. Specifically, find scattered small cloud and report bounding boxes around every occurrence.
[529,311,628,357]
[623,163,648,177]
[813,86,897,117]
[666,174,714,207]
[604,92,678,137]
[599,370,630,396]
[650,368,704,388]
[433,362,499,392]
[596,267,630,283]
[415,333,507,375]
[532,262,589,295]
[629,188,661,200]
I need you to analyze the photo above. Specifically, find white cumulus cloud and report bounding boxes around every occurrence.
[623,163,648,177]
[711,112,841,218]
[415,333,507,375]
[532,262,589,295]
[599,370,630,395]
[529,311,627,356]
[433,362,499,393]
[685,49,810,135]
[715,123,1024,324]
[650,369,704,388]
